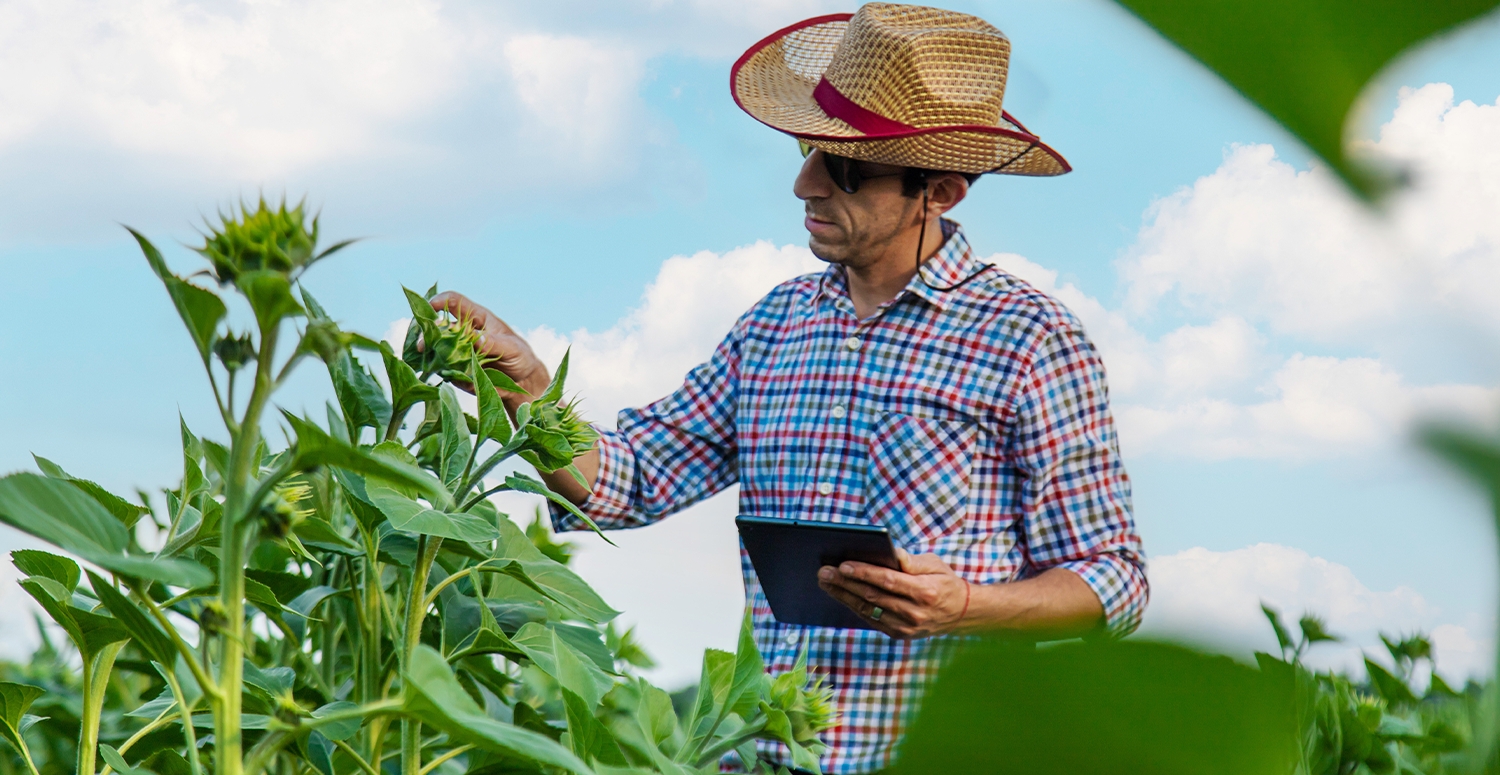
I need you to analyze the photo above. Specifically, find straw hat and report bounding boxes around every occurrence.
[731,3,1069,177]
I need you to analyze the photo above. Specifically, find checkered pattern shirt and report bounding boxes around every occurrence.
[552,221,1148,773]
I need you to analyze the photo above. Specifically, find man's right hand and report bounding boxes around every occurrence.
[429,291,550,406]
[428,290,600,506]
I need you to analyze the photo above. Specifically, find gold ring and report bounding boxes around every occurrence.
[870,605,884,622]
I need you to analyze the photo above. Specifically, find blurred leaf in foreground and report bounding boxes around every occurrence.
[890,639,1295,775]
[1111,0,1500,199]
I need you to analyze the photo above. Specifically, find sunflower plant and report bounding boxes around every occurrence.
[0,199,833,775]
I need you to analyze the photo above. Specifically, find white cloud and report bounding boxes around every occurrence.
[1140,544,1492,680]
[1121,85,1500,355]
[503,34,649,165]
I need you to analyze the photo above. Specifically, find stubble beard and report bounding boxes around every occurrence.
[806,205,910,271]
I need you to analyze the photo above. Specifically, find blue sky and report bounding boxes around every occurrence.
[1,0,1499,686]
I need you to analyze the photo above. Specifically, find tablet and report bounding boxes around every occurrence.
[736,515,901,631]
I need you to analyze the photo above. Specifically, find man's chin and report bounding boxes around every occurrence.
[807,237,846,265]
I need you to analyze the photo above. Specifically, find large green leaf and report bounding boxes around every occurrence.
[0,682,43,760]
[562,687,629,766]
[402,645,594,775]
[129,227,226,366]
[88,571,178,667]
[11,549,80,592]
[19,579,130,660]
[367,487,498,543]
[889,639,1295,775]
[473,359,514,445]
[32,454,150,529]
[503,473,610,543]
[0,474,211,587]
[381,341,437,415]
[329,350,392,432]
[281,411,452,509]
[1110,0,1500,199]
[438,385,472,489]
[511,624,615,707]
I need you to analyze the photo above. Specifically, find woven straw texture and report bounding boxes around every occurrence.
[732,3,1068,176]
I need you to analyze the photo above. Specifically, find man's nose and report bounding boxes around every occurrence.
[794,149,834,201]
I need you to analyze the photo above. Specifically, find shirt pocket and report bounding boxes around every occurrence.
[863,411,977,549]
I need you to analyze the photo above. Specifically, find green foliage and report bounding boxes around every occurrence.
[0,211,832,775]
[1110,0,1500,199]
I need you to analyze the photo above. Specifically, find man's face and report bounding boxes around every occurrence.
[795,149,920,269]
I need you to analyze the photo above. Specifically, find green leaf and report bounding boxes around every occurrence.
[281,411,451,509]
[502,560,618,625]
[293,517,363,556]
[126,688,176,720]
[503,473,612,545]
[562,687,629,766]
[483,367,528,396]
[20,579,130,660]
[473,359,514,445]
[382,341,437,414]
[1298,614,1339,645]
[10,549,80,592]
[402,645,593,775]
[0,682,44,759]
[329,351,392,431]
[0,473,211,587]
[725,609,767,720]
[510,624,615,709]
[1109,0,1500,199]
[99,743,155,775]
[438,385,472,489]
[889,639,1295,775]
[88,571,178,667]
[538,349,571,405]
[32,455,151,530]
[1261,604,1294,656]
[368,487,499,543]
[236,269,305,331]
[129,227,226,366]
[1363,658,1419,707]
[312,701,361,741]
[403,286,438,324]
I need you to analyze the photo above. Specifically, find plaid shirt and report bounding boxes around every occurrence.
[553,221,1147,773]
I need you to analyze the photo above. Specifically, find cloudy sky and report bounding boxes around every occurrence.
[1,0,1499,688]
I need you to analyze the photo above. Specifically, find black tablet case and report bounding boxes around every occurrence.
[736,515,900,631]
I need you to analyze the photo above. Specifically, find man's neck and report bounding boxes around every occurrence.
[845,216,945,320]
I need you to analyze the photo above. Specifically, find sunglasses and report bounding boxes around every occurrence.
[799,140,904,195]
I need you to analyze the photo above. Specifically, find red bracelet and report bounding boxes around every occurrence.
[959,578,972,622]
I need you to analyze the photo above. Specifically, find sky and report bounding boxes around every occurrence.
[1,0,1499,689]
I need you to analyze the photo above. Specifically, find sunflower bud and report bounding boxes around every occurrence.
[196,198,319,284]
[213,332,256,372]
[259,483,313,539]
[403,305,499,381]
[199,601,230,636]
[532,398,599,457]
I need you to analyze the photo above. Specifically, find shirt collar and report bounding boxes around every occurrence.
[810,219,987,314]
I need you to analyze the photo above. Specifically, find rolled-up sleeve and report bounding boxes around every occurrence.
[551,323,742,533]
[1011,326,1148,638]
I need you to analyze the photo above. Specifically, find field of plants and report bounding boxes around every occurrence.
[2,0,1500,774]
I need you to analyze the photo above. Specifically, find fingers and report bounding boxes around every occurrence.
[836,559,941,604]
[817,572,913,638]
[430,291,515,335]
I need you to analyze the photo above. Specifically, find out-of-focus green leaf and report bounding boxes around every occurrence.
[311,701,361,741]
[1261,604,1294,656]
[1364,658,1419,707]
[19,579,130,660]
[0,473,211,587]
[0,682,44,759]
[512,624,615,707]
[130,227,226,366]
[890,639,1296,775]
[99,743,155,775]
[401,645,593,775]
[1299,614,1340,645]
[88,571,177,667]
[1110,0,1500,199]
[293,517,363,556]
[726,610,767,720]
[10,549,80,592]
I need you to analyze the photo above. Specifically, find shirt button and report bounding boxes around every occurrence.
[817,482,834,496]
[831,405,847,419]
[844,336,861,351]
[785,631,799,646]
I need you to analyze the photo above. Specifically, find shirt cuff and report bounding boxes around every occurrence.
[547,431,643,533]
[1056,552,1149,639]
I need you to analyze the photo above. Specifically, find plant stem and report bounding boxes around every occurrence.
[401,535,443,775]
[332,739,382,775]
[78,641,127,775]
[219,321,281,775]
[164,666,206,775]
[418,744,472,775]
[131,583,222,704]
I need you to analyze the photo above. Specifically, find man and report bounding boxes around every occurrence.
[433,4,1147,773]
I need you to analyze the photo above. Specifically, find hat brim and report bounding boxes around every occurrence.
[730,13,1071,177]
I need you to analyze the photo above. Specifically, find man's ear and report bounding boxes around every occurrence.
[927,173,969,218]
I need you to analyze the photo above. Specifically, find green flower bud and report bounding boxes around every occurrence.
[259,483,313,539]
[213,332,256,372]
[195,198,320,284]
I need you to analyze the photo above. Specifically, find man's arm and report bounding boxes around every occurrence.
[818,550,1103,640]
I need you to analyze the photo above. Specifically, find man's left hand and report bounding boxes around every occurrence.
[817,548,969,640]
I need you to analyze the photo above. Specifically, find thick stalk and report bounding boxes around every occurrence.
[360,530,384,763]
[78,641,127,775]
[401,535,443,775]
[218,322,281,775]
